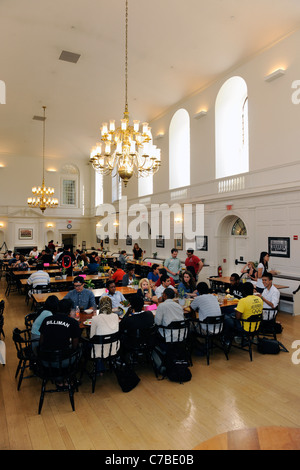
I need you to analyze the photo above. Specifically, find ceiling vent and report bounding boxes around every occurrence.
[59,50,81,64]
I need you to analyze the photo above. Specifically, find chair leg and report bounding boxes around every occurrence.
[17,360,27,390]
[67,382,75,411]
[15,360,22,379]
[205,338,210,365]
[38,379,47,414]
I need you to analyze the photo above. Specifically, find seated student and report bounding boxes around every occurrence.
[137,278,158,304]
[38,249,53,265]
[240,261,257,281]
[27,263,50,290]
[31,295,60,353]
[229,273,244,298]
[155,274,176,303]
[87,258,100,274]
[118,250,128,270]
[90,296,119,361]
[177,270,197,298]
[223,282,263,344]
[100,280,126,309]
[9,252,19,265]
[154,288,185,343]
[120,294,155,351]
[190,282,222,334]
[155,268,175,288]
[29,247,39,259]
[257,272,280,319]
[109,261,126,284]
[122,265,136,286]
[39,299,81,354]
[4,250,14,259]
[64,276,97,311]
[13,254,29,271]
[147,263,160,288]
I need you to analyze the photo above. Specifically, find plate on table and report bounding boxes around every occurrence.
[83,319,92,326]
[84,308,94,314]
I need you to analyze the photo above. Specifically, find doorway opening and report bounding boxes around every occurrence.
[61,233,77,252]
[217,215,248,276]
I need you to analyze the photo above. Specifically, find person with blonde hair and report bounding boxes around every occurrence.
[137,278,158,304]
[240,261,257,281]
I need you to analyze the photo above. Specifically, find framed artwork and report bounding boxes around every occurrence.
[195,235,208,251]
[126,235,132,246]
[19,228,33,240]
[268,237,290,258]
[174,233,183,250]
[104,236,109,244]
[156,235,165,248]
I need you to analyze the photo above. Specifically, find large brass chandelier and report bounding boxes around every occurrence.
[90,0,161,187]
[27,106,58,213]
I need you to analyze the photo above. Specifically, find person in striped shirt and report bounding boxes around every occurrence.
[27,263,50,289]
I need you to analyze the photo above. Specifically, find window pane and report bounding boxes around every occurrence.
[215,76,249,179]
[63,180,76,205]
[169,109,190,190]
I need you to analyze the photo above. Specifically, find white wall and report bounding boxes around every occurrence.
[1,28,300,273]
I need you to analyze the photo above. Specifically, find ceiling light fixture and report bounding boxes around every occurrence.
[89,0,161,187]
[27,106,59,213]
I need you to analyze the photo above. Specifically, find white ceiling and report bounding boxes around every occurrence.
[1,0,300,163]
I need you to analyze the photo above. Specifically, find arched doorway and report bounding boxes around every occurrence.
[217,215,248,276]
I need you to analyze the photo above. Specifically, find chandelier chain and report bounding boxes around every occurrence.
[89,0,161,186]
[42,106,46,182]
[125,0,128,113]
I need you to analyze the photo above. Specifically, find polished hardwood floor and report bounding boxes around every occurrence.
[1,277,300,450]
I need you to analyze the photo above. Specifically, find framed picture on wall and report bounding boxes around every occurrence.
[174,233,183,250]
[19,228,33,240]
[126,235,132,246]
[268,237,290,258]
[195,235,208,251]
[104,236,109,244]
[156,235,165,248]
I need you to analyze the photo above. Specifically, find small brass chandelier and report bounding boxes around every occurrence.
[90,0,161,187]
[27,106,58,213]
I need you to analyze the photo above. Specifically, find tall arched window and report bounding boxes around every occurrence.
[95,172,103,207]
[169,108,190,189]
[60,164,79,207]
[215,76,249,179]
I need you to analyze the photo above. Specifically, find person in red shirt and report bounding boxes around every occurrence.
[155,268,175,287]
[185,249,203,279]
[110,261,126,284]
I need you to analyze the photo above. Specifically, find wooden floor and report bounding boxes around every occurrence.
[1,277,300,450]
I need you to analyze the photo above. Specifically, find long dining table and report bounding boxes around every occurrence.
[31,286,138,307]
[208,276,288,290]
[20,273,109,288]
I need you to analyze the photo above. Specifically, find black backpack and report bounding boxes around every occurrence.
[151,345,192,383]
[166,358,192,383]
[257,337,288,354]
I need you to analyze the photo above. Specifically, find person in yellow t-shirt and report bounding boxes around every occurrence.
[223,282,263,342]
[235,283,263,331]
